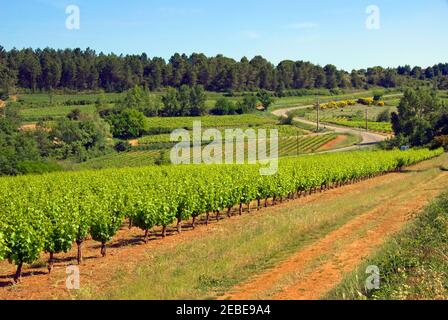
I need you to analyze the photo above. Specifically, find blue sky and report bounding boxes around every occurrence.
[0,0,447,70]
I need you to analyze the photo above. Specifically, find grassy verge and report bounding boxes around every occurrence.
[326,189,448,300]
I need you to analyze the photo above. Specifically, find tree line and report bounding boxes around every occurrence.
[1,46,448,93]
[388,88,448,149]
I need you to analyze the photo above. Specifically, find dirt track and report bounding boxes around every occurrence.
[222,160,448,300]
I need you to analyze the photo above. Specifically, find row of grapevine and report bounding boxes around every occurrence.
[279,134,338,155]
[0,148,443,282]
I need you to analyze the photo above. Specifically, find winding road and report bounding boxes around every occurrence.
[272,105,388,151]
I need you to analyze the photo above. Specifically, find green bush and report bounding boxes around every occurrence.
[16,160,62,175]
[106,109,147,139]
[114,141,132,153]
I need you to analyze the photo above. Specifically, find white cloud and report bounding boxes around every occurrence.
[287,22,319,30]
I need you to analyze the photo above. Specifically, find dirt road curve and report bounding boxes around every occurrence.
[272,106,387,148]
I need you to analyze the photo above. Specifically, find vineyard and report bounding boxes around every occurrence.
[322,118,393,134]
[145,114,277,134]
[69,134,340,170]
[0,148,442,283]
[138,124,307,145]
[278,134,338,155]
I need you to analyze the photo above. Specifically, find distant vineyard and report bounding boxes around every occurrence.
[322,118,393,133]
[73,150,161,170]
[279,134,338,155]
[138,125,307,145]
[74,134,339,170]
[0,148,442,282]
[145,114,277,133]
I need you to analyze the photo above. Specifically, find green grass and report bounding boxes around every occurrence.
[17,92,123,105]
[20,104,97,121]
[326,188,448,300]
[270,90,400,110]
[322,118,393,133]
[305,105,396,122]
[78,153,446,300]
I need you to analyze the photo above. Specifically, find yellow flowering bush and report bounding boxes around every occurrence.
[337,101,348,108]
[357,97,375,105]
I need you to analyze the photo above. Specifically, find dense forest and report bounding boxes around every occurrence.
[1,46,448,93]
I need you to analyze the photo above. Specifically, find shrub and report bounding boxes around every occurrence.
[16,160,62,175]
[328,101,338,108]
[210,98,236,115]
[337,101,348,108]
[67,108,83,121]
[280,113,294,125]
[431,135,448,151]
[377,109,392,122]
[358,97,375,105]
[114,141,132,153]
[106,109,147,139]
[330,88,343,95]
[373,91,384,101]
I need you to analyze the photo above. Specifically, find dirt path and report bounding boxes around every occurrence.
[222,169,448,300]
[317,135,347,151]
[20,123,38,131]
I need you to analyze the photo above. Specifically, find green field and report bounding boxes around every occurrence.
[322,119,393,133]
[15,91,240,122]
[16,92,123,105]
[20,104,98,122]
[138,124,307,145]
[270,90,401,110]
[65,133,342,170]
[145,114,277,133]
[303,104,396,122]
